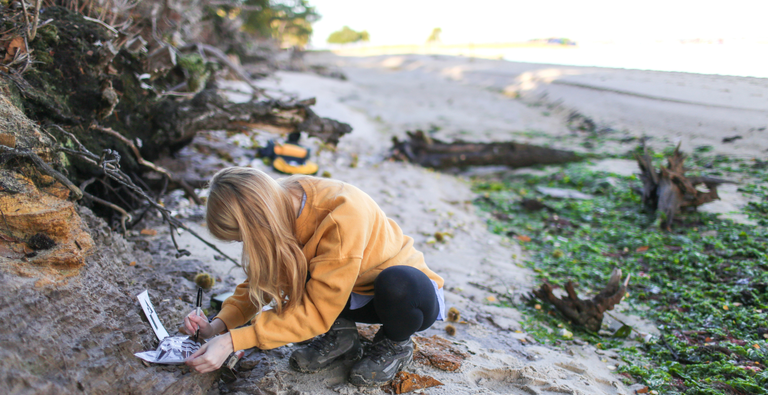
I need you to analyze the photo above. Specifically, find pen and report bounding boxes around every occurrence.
[194,287,203,343]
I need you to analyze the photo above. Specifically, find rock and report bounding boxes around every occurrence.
[357,323,381,342]
[0,207,219,394]
[413,335,469,372]
[0,171,93,269]
[386,371,443,394]
[536,187,594,200]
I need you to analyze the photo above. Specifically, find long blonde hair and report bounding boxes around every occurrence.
[206,167,307,315]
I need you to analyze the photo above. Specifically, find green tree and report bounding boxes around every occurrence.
[327,26,370,44]
[426,27,441,43]
[218,0,320,47]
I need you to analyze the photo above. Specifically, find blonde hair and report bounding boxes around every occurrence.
[206,167,307,315]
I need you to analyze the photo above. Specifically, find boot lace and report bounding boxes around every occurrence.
[367,338,400,364]
[307,331,337,356]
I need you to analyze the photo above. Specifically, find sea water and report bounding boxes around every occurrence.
[497,42,768,78]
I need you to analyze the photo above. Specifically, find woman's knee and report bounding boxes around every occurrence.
[376,266,427,295]
[375,266,434,304]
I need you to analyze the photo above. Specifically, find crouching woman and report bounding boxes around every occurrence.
[184,167,445,386]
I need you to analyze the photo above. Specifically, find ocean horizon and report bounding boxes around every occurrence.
[320,42,768,79]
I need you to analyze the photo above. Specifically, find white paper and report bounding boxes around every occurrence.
[135,336,200,365]
[137,290,169,341]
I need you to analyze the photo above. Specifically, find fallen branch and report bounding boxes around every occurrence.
[90,124,204,205]
[532,268,630,332]
[90,124,172,179]
[391,130,581,170]
[636,144,735,230]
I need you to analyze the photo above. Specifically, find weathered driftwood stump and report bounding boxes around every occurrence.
[637,144,734,230]
[391,130,580,170]
[533,268,630,332]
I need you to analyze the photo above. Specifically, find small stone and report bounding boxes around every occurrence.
[140,229,158,236]
[413,335,469,371]
[28,233,56,250]
[536,186,594,200]
[558,329,573,339]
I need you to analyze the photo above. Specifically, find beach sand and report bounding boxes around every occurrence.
[171,53,765,394]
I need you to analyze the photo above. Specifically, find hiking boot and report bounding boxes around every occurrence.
[348,329,414,386]
[289,317,363,373]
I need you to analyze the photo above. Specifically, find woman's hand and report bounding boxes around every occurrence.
[185,333,234,373]
[183,311,224,340]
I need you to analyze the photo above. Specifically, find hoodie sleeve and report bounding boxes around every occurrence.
[214,279,259,332]
[228,209,367,351]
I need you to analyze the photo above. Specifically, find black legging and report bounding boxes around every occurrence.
[339,265,439,341]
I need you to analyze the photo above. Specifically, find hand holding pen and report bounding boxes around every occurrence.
[184,288,215,341]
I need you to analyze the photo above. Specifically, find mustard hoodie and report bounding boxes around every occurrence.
[215,177,444,351]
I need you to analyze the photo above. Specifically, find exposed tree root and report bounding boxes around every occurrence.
[151,95,352,152]
[532,268,630,332]
[53,126,241,267]
[391,130,580,170]
[636,144,734,230]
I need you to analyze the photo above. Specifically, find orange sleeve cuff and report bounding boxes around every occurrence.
[214,305,247,334]
[230,325,259,351]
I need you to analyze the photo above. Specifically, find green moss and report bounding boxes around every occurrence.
[177,53,210,93]
[36,24,60,46]
[472,154,768,394]
[0,79,24,112]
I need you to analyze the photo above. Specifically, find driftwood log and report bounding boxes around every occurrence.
[391,130,580,170]
[532,268,630,332]
[636,144,734,230]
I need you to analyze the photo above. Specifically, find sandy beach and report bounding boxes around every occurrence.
[157,51,768,394]
[3,2,765,393]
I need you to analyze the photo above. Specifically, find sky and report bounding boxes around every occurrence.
[307,0,768,47]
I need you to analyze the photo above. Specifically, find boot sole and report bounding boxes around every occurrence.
[289,343,364,374]
[348,354,413,387]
